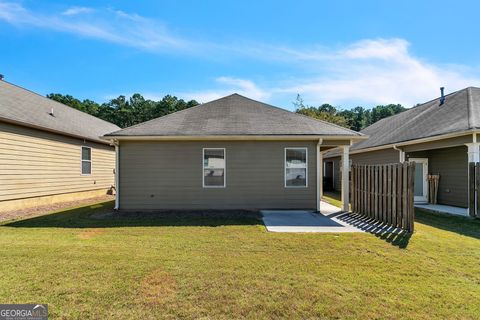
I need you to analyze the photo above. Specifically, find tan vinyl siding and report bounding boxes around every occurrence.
[407,146,468,207]
[0,122,115,202]
[119,140,317,210]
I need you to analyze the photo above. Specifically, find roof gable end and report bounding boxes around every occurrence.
[106,94,364,137]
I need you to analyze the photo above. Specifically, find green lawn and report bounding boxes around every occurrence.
[0,201,479,319]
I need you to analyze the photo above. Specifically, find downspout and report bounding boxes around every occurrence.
[113,139,120,210]
[393,145,405,163]
[316,139,323,212]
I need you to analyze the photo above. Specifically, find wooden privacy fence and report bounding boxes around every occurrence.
[468,162,480,218]
[351,163,415,232]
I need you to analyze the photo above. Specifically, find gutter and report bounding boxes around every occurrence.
[101,134,369,141]
[316,139,323,212]
[111,139,120,210]
[0,116,114,145]
[393,145,405,163]
[326,129,479,157]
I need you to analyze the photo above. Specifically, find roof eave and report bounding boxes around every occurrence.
[102,134,368,141]
[324,129,479,157]
[0,116,112,145]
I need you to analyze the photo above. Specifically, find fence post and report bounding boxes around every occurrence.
[351,165,354,213]
[408,163,415,232]
[402,162,408,230]
[383,165,388,222]
[476,164,480,218]
[392,164,397,227]
[363,166,372,216]
[374,166,378,220]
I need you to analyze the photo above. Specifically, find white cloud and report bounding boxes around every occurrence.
[104,38,480,107]
[0,1,190,51]
[1,2,479,107]
[179,38,480,107]
[273,38,480,106]
[179,77,270,103]
[62,6,94,16]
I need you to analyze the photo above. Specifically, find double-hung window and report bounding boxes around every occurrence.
[81,146,92,175]
[203,148,225,187]
[285,147,307,187]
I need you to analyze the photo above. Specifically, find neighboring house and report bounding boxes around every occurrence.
[0,80,120,211]
[103,94,366,211]
[324,87,480,212]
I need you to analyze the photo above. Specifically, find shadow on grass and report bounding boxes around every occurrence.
[415,209,480,240]
[4,201,263,228]
[334,212,412,249]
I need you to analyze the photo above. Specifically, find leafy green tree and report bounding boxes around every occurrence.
[370,104,405,124]
[294,94,406,131]
[294,95,348,128]
[47,93,199,128]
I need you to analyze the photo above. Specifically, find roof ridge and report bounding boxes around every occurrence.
[360,87,469,133]
[109,93,363,136]
[1,80,119,129]
[371,101,434,140]
[229,93,363,136]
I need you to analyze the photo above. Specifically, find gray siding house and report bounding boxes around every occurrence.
[104,94,366,211]
[324,87,480,212]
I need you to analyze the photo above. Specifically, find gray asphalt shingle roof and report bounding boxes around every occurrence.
[0,80,120,143]
[351,87,480,151]
[105,93,363,137]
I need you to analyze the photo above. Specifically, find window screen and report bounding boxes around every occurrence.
[285,148,307,187]
[203,148,225,187]
[81,146,92,175]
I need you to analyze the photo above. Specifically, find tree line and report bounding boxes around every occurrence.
[47,93,199,128]
[47,93,406,131]
[293,95,406,131]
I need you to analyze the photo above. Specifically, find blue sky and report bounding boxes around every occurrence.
[1,0,480,110]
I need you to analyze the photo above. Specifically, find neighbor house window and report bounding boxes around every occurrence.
[285,148,307,187]
[81,146,92,175]
[203,148,225,187]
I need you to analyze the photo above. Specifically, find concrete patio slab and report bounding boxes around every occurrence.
[262,201,406,233]
[261,202,364,233]
[415,204,468,217]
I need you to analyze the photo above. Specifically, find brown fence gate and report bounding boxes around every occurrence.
[351,163,415,232]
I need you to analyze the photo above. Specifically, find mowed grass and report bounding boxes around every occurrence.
[0,201,479,319]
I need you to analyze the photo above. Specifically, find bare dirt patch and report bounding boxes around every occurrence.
[77,229,105,240]
[0,195,114,223]
[140,269,177,305]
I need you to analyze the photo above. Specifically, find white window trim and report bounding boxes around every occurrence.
[202,148,226,188]
[284,147,308,188]
[81,146,92,176]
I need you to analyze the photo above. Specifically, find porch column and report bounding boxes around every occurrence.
[317,144,323,212]
[341,145,350,211]
[465,140,480,217]
[466,142,480,163]
[319,151,323,202]
[114,143,120,210]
